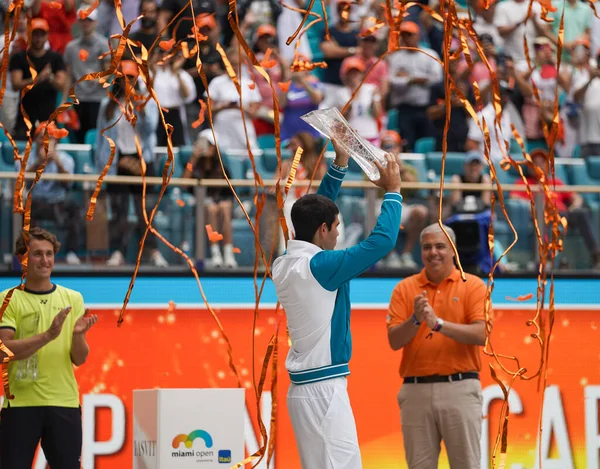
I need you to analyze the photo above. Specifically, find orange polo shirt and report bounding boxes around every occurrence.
[387,268,490,378]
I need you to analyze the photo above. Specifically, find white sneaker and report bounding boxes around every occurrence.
[400,252,418,269]
[151,250,169,267]
[65,251,81,265]
[223,244,238,269]
[107,250,125,266]
[207,244,223,268]
[385,251,403,268]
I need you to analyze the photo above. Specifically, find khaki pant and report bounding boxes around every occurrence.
[398,378,483,469]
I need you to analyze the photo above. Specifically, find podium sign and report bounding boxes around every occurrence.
[133,388,245,469]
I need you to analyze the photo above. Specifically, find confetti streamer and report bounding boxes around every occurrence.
[0,0,586,464]
[505,293,535,302]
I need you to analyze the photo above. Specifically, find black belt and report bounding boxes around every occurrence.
[403,372,479,384]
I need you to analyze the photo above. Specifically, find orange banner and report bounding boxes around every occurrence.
[52,307,600,468]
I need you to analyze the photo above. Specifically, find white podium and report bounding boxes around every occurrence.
[133,388,245,469]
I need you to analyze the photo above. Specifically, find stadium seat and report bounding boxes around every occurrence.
[0,143,12,172]
[84,129,97,147]
[178,145,194,165]
[57,144,94,175]
[499,199,536,265]
[414,137,435,155]
[2,140,26,167]
[257,134,276,151]
[402,155,428,199]
[426,152,468,176]
[231,218,256,267]
[387,109,398,131]
[261,149,292,173]
[567,159,600,205]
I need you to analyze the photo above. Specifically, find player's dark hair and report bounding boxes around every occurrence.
[15,227,61,256]
[291,194,339,243]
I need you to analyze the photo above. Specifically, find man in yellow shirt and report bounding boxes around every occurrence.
[0,227,97,469]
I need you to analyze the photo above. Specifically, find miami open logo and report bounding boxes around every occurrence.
[171,430,214,460]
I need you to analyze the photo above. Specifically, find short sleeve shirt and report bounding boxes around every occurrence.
[387,269,490,377]
[0,284,85,407]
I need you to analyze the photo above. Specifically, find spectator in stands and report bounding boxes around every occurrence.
[129,0,159,53]
[150,47,197,147]
[450,151,492,212]
[337,56,382,145]
[427,54,473,152]
[18,122,82,265]
[549,0,590,62]
[494,0,552,64]
[97,0,140,39]
[10,18,67,141]
[471,0,502,50]
[356,30,389,105]
[572,49,600,158]
[466,33,498,100]
[253,24,287,136]
[276,0,313,62]
[319,0,360,108]
[418,3,444,59]
[387,21,441,151]
[559,37,590,158]
[63,7,110,144]
[206,46,261,154]
[279,62,325,142]
[158,0,216,42]
[379,130,428,269]
[387,223,486,469]
[183,129,237,268]
[184,13,220,138]
[515,37,571,145]
[0,9,27,135]
[95,60,168,267]
[31,0,75,54]
[511,149,600,269]
[465,82,512,164]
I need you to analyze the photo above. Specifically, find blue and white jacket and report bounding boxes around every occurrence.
[273,165,402,385]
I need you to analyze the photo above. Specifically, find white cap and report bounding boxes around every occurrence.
[198,129,215,146]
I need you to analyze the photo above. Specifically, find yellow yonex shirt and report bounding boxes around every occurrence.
[0,284,85,408]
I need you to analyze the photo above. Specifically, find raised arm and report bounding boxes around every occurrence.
[316,138,350,202]
[311,155,402,290]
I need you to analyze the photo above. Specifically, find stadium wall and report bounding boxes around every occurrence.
[0,276,598,469]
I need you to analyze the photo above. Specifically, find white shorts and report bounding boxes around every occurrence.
[287,377,362,469]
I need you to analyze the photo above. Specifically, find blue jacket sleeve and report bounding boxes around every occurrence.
[316,165,347,202]
[310,192,403,291]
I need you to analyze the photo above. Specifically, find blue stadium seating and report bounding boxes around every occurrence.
[414,137,435,155]
[387,108,398,132]
[0,144,13,172]
[84,129,97,147]
[257,134,276,151]
[2,140,26,168]
[426,152,469,177]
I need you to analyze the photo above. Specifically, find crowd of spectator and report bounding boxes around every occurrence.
[1,0,600,271]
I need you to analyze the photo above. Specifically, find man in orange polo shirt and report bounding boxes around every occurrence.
[386,223,489,469]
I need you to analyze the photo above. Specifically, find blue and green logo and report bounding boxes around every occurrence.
[172,430,213,449]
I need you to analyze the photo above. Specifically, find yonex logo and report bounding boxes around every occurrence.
[40,300,47,304]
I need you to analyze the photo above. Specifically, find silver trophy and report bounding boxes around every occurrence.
[301,108,387,180]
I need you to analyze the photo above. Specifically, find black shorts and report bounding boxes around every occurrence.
[0,405,82,469]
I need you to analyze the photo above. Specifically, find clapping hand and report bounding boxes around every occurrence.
[73,309,98,335]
